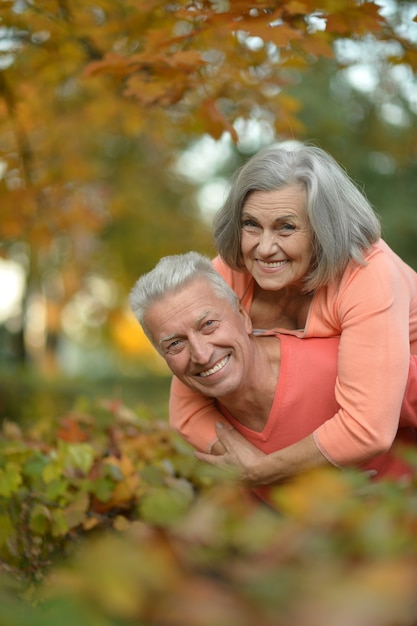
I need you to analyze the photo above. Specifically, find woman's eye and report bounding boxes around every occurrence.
[242,219,259,230]
[280,223,296,233]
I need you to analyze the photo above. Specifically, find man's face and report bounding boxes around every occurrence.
[144,278,253,398]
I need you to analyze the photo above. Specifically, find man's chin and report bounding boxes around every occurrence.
[188,376,236,399]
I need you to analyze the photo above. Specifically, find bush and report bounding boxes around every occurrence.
[0,398,416,625]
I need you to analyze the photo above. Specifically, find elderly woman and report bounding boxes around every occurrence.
[169,141,417,485]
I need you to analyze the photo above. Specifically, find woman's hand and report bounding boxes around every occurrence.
[195,424,330,486]
[195,422,267,486]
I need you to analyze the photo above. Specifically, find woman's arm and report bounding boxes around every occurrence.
[195,423,330,485]
[311,247,413,465]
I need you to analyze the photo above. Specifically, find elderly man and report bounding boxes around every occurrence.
[129,252,417,496]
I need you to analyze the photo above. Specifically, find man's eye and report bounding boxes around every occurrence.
[202,320,218,333]
[167,339,183,354]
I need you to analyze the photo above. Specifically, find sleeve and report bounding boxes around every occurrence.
[400,355,417,428]
[313,251,412,466]
[169,376,229,453]
[168,256,252,453]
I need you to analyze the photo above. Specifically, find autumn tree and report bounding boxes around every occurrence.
[0,0,416,370]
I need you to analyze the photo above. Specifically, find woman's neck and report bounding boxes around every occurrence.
[251,284,313,331]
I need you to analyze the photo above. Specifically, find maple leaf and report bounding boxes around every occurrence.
[198,98,238,142]
[57,416,89,443]
[84,52,133,78]
[326,3,384,35]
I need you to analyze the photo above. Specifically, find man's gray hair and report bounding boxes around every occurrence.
[129,252,240,341]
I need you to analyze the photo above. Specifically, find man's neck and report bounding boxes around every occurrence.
[217,335,280,433]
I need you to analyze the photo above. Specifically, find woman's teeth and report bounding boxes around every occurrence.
[258,259,287,268]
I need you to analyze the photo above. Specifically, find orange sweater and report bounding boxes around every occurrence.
[219,334,416,491]
[169,239,417,466]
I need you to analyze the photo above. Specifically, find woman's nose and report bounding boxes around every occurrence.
[257,229,278,255]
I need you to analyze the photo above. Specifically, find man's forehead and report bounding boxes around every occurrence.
[163,278,221,308]
[146,279,228,329]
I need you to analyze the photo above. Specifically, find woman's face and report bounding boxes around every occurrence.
[240,185,314,292]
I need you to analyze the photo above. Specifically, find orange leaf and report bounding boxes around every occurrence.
[84,53,133,78]
[301,32,335,60]
[199,99,238,143]
[57,417,89,443]
[236,17,304,47]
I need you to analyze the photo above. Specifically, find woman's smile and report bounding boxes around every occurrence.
[256,259,289,270]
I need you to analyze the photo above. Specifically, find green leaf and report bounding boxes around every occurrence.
[45,478,70,500]
[63,492,89,529]
[60,442,95,476]
[0,462,22,497]
[138,486,193,526]
[139,465,166,487]
[89,477,114,502]
[51,509,70,537]
[29,503,51,535]
[23,452,49,479]
[0,514,14,548]
[42,462,64,484]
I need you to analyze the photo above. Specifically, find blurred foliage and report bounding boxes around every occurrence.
[0,397,210,582]
[0,366,172,424]
[0,397,416,624]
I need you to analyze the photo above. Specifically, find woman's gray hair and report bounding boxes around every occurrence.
[214,141,381,291]
[129,251,240,342]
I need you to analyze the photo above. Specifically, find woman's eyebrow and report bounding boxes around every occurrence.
[242,210,298,222]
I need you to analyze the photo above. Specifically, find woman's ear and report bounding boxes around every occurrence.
[238,303,253,334]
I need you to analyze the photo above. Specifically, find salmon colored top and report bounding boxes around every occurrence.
[169,239,417,466]
[218,334,417,500]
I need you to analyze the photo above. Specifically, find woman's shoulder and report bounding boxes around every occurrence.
[211,256,253,299]
[346,239,417,284]
[319,239,417,315]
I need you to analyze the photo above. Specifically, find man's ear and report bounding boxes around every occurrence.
[238,303,253,334]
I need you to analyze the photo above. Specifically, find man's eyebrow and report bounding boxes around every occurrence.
[196,310,210,324]
[159,333,179,348]
[158,310,211,349]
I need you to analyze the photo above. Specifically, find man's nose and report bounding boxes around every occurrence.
[189,335,212,363]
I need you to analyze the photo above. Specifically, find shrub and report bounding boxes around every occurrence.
[0,398,416,626]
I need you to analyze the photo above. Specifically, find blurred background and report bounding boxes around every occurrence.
[0,0,416,423]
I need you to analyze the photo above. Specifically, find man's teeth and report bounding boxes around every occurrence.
[258,260,287,268]
[199,356,229,377]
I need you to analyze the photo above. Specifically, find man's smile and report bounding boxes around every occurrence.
[197,355,230,378]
